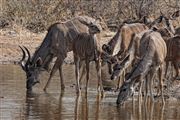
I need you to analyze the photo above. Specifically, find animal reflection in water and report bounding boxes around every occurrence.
[25,92,102,120]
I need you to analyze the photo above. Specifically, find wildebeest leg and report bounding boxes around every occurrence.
[75,56,81,94]
[43,59,59,91]
[138,75,143,104]
[107,63,112,74]
[79,61,86,86]
[149,68,158,102]
[165,61,169,78]
[116,76,121,91]
[145,74,149,104]
[173,61,180,80]
[158,65,165,104]
[59,59,65,91]
[95,59,103,94]
[85,59,90,93]
[116,69,125,91]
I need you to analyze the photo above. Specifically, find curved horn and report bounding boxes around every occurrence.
[19,46,26,70]
[23,46,31,64]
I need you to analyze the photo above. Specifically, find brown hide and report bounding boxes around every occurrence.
[166,36,180,61]
[129,31,167,80]
[175,27,180,36]
[104,23,148,56]
[166,36,180,78]
[31,16,99,69]
[117,31,167,105]
[116,23,148,56]
[20,16,101,91]
[156,28,174,41]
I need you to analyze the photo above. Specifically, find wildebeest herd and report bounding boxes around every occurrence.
[19,13,180,105]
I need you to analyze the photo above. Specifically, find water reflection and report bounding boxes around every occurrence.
[95,95,101,120]
[0,64,180,120]
[74,95,80,120]
[73,93,102,120]
[25,92,61,120]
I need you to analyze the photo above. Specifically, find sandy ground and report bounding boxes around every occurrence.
[0,25,45,64]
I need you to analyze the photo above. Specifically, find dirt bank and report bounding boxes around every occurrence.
[0,25,114,64]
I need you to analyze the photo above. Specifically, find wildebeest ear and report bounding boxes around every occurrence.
[102,44,108,51]
[79,19,89,26]
[152,26,158,31]
[171,10,180,19]
[35,57,43,67]
[103,45,112,54]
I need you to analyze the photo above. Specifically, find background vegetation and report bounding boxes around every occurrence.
[0,0,180,33]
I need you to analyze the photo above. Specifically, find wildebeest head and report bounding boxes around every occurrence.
[111,54,130,80]
[111,63,123,80]
[88,22,102,34]
[102,44,112,55]
[79,18,102,34]
[100,52,117,63]
[19,46,42,91]
[116,79,134,105]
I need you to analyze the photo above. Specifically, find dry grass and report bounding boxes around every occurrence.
[1,0,180,32]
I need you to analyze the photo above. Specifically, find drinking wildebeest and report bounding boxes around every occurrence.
[72,22,103,95]
[19,16,102,91]
[109,15,174,90]
[116,30,167,105]
[111,26,174,89]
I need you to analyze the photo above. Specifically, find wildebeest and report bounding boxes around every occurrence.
[72,22,103,94]
[110,30,148,89]
[19,16,102,91]
[102,23,148,57]
[165,35,180,80]
[116,31,167,105]
[110,15,175,89]
[102,23,148,74]
[111,26,174,82]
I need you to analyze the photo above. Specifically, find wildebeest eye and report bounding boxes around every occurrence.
[122,88,126,92]
[117,68,121,70]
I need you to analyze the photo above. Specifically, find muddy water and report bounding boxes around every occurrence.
[0,64,180,120]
